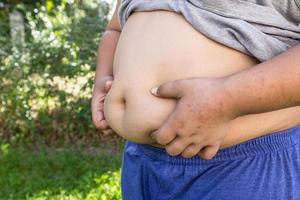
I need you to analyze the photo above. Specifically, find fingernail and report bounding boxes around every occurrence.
[150,87,158,96]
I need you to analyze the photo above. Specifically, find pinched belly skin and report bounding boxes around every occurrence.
[103,11,300,148]
[104,80,176,143]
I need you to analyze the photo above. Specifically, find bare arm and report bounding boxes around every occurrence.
[91,0,122,133]
[225,43,300,116]
[95,0,122,78]
[150,43,300,159]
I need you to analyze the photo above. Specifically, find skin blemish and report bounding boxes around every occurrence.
[197,113,205,121]
[177,121,185,129]
[190,132,197,137]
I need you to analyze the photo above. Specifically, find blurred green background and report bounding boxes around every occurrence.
[0,0,122,199]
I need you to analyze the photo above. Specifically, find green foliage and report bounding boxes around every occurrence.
[0,146,122,199]
[0,0,112,145]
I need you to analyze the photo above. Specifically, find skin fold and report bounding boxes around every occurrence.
[91,1,300,159]
[102,11,300,159]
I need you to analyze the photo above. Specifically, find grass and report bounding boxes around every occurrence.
[0,144,122,200]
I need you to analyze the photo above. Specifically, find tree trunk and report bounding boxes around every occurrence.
[9,10,25,48]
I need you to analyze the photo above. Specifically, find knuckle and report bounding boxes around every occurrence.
[173,139,184,148]
[199,146,218,160]
[155,128,176,145]
[202,153,214,160]
[175,130,184,138]
[181,153,194,159]
[181,145,199,158]
[194,136,204,144]
[176,130,190,139]
[166,145,181,156]
[156,134,172,145]
[93,120,103,129]
[173,120,185,132]
[166,141,184,156]
[174,125,187,137]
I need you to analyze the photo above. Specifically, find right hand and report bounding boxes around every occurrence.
[91,75,114,135]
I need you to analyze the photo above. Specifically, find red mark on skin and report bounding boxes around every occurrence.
[197,113,205,121]
[177,121,185,129]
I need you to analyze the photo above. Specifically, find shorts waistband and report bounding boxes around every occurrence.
[126,123,300,165]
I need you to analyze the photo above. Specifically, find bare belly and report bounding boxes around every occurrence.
[104,11,300,149]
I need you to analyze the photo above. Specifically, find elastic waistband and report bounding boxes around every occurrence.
[126,123,300,165]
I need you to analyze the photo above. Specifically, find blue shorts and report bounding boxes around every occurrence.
[121,123,300,200]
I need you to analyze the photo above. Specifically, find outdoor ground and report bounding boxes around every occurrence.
[0,1,123,199]
[0,144,122,200]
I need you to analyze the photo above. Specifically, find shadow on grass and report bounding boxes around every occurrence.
[0,146,122,199]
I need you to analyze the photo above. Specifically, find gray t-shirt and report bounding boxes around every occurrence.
[118,0,300,61]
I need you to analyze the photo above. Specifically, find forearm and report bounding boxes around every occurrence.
[95,29,120,79]
[225,43,300,116]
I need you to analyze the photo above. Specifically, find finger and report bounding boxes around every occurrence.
[151,127,177,145]
[181,144,203,158]
[95,118,111,130]
[150,80,184,99]
[198,145,220,160]
[91,99,107,129]
[165,137,188,156]
[91,95,111,130]
[151,108,183,145]
[99,120,110,130]
[105,80,113,92]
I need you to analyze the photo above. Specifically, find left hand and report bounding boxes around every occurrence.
[91,75,115,135]
[150,77,241,160]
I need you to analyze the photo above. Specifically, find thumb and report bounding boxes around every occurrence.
[105,80,113,92]
[150,80,184,99]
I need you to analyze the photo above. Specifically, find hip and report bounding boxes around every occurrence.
[121,123,300,200]
[104,10,300,147]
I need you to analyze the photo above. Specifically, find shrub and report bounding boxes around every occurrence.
[0,0,119,147]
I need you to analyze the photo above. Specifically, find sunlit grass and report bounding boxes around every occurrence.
[0,145,122,199]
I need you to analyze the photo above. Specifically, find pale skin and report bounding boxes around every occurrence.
[91,0,121,135]
[91,0,300,159]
